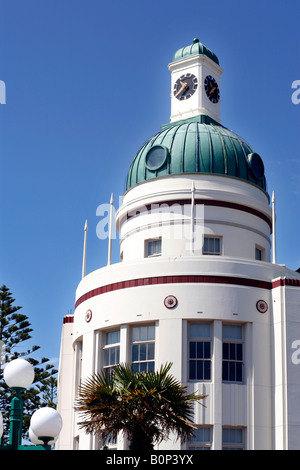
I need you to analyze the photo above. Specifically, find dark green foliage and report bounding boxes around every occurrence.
[0,285,57,441]
[76,362,207,450]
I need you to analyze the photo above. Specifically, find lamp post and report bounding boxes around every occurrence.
[0,358,62,450]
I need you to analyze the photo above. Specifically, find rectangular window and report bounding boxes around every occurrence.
[188,323,211,381]
[203,236,221,255]
[255,246,264,261]
[131,325,155,373]
[103,329,120,373]
[188,426,212,450]
[222,325,243,383]
[222,427,244,450]
[145,238,162,257]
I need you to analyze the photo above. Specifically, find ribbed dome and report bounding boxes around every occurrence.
[172,38,219,65]
[125,115,267,194]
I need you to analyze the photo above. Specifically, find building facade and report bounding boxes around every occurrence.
[56,39,300,450]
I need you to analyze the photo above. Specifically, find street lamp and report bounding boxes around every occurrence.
[0,358,62,450]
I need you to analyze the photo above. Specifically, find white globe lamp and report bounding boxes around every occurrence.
[30,407,63,444]
[29,426,56,446]
[4,358,35,390]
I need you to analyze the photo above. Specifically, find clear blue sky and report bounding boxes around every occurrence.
[0,0,299,365]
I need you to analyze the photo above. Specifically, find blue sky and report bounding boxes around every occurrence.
[0,0,299,364]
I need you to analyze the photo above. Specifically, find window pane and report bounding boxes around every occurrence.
[132,327,140,341]
[148,342,155,360]
[110,347,116,365]
[203,237,221,254]
[147,362,155,372]
[223,342,229,360]
[189,361,196,380]
[147,239,161,256]
[132,344,139,362]
[229,361,235,381]
[140,326,148,340]
[222,361,229,381]
[204,342,211,359]
[236,362,243,382]
[147,325,155,340]
[140,362,147,372]
[104,349,110,367]
[223,428,243,444]
[106,330,120,345]
[133,325,155,341]
[197,342,204,359]
[140,343,147,361]
[236,343,243,361]
[190,342,196,359]
[197,361,203,380]
[229,343,236,360]
[190,323,210,338]
[204,361,211,380]
[223,325,242,340]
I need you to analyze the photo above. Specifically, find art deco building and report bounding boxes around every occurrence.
[56,39,300,450]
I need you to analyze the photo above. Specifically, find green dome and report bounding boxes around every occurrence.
[172,38,219,65]
[125,115,267,194]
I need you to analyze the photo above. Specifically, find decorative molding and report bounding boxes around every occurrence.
[75,274,298,310]
[164,295,178,309]
[256,300,268,313]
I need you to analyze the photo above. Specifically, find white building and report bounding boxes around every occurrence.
[56,39,300,450]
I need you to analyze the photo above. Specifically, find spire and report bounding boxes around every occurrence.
[272,191,277,264]
[107,193,114,266]
[82,219,88,279]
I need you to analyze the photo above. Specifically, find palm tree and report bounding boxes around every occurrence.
[75,362,207,451]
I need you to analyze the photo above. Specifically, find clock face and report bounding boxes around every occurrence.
[174,73,198,100]
[204,75,220,103]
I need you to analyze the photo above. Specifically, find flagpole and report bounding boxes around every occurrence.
[82,219,88,279]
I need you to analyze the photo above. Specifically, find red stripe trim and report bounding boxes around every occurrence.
[272,278,300,288]
[75,275,277,310]
[63,315,74,324]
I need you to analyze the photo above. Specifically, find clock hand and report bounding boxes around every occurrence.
[209,86,216,95]
[175,81,188,97]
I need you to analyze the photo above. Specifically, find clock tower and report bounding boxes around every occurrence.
[169,38,223,123]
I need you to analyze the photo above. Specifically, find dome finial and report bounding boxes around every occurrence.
[193,38,199,44]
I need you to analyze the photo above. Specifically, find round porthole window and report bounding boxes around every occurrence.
[248,153,264,180]
[145,145,169,171]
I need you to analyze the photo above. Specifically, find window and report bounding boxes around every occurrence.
[203,236,221,255]
[188,323,211,381]
[222,325,243,383]
[103,330,120,373]
[255,246,264,261]
[188,427,212,450]
[131,325,155,373]
[145,238,162,257]
[222,427,244,450]
[102,432,117,449]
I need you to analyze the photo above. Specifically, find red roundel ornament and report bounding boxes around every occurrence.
[164,295,178,309]
[85,309,92,322]
[256,300,268,314]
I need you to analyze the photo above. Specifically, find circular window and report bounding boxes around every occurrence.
[145,145,169,171]
[248,153,264,180]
